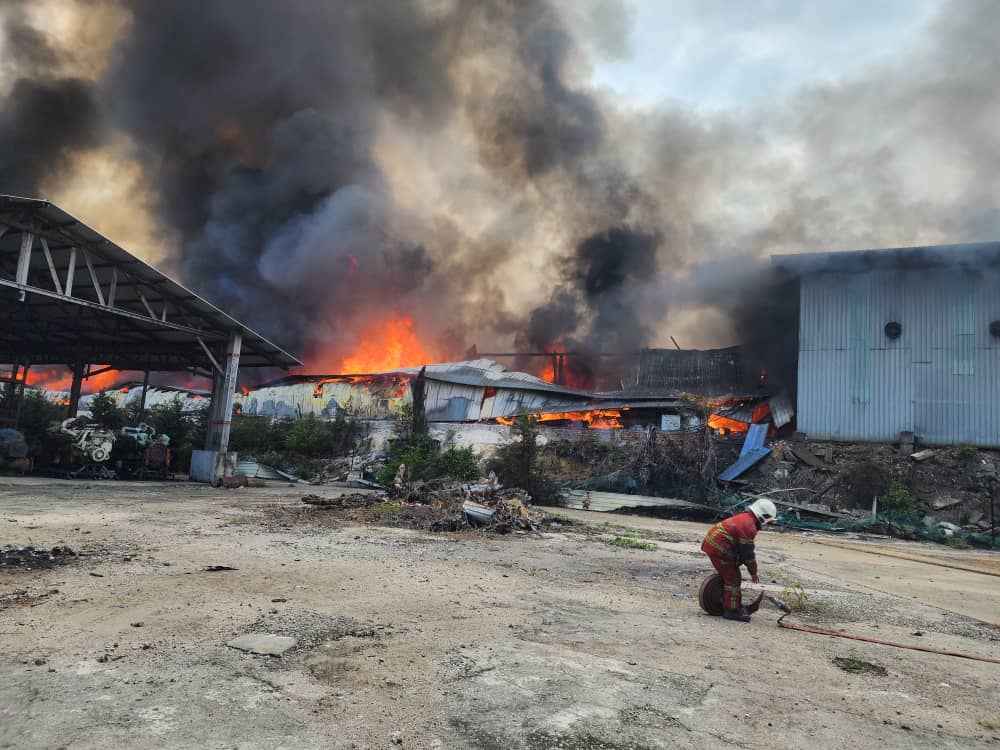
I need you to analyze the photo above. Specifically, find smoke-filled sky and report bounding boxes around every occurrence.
[1,0,997,372]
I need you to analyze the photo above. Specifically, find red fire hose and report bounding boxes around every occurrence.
[700,573,1000,664]
[776,612,1000,664]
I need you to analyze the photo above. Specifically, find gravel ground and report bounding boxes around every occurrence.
[1,477,998,749]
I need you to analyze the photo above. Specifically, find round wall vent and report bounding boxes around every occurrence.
[884,321,902,339]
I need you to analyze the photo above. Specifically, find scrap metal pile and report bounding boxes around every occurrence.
[39,419,171,480]
[301,469,544,534]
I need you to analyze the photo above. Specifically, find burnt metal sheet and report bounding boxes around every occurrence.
[235,460,282,480]
[562,490,703,513]
[768,393,795,428]
[739,423,768,457]
[720,402,758,424]
[718,446,770,481]
[637,346,751,395]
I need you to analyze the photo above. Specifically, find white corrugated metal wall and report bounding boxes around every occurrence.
[797,268,1000,446]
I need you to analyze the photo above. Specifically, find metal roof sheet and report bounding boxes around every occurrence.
[718,446,770,481]
[768,393,795,428]
[739,423,768,457]
[562,490,703,512]
[772,242,1000,275]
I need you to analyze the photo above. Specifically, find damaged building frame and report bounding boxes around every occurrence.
[775,242,1000,447]
[0,195,301,480]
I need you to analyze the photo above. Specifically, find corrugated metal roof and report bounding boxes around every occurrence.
[562,490,703,512]
[718,446,770,481]
[773,242,1000,275]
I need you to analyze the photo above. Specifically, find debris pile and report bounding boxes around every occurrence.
[1,545,76,570]
[300,469,545,533]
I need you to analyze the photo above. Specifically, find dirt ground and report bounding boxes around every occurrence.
[2,478,998,750]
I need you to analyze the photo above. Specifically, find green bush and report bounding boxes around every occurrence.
[432,446,479,481]
[883,483,923,518]
[228,415,296,457]
[377,434,437,485]
[377,435,480,486]
[282,414,358,457]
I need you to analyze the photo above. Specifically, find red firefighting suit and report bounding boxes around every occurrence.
[701,510,761,611]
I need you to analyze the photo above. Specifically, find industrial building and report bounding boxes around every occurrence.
[775,243,1000,447]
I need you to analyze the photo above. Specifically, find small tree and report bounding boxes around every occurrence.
[16,391,64,452]
[486,416,560,504]
[88,391,126,429]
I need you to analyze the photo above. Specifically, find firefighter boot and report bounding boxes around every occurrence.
[722,608,751,622]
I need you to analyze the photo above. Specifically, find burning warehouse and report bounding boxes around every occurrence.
[775,242,1000,447]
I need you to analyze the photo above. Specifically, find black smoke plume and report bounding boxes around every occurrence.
[2,0,999,386]
[0,6,104,195]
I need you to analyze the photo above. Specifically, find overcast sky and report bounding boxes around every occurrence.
[587,0,943,109]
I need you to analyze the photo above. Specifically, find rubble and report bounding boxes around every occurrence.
[298,470,545,533]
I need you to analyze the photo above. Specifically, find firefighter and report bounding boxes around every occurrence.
[701,498,778,622]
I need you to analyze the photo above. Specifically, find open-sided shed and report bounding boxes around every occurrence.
[0,195,301,461]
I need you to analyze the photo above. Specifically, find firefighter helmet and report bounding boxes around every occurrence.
[749,498,778,525]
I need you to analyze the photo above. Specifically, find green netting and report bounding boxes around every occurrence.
[568,468,997,549]
[776,511,996,548]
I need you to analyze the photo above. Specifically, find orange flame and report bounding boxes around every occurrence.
[496,409,624,429]
[707,402,772,435]
[22,366,123,394]
[540,350,561,383]
[309,315,439,374]
[707,414,749,434]
[538,345,591,389]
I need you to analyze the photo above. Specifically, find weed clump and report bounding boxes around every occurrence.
[833,657,887,676]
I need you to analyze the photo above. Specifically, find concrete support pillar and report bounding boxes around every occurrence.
[68,361,85,418]
[204,332,242,454]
